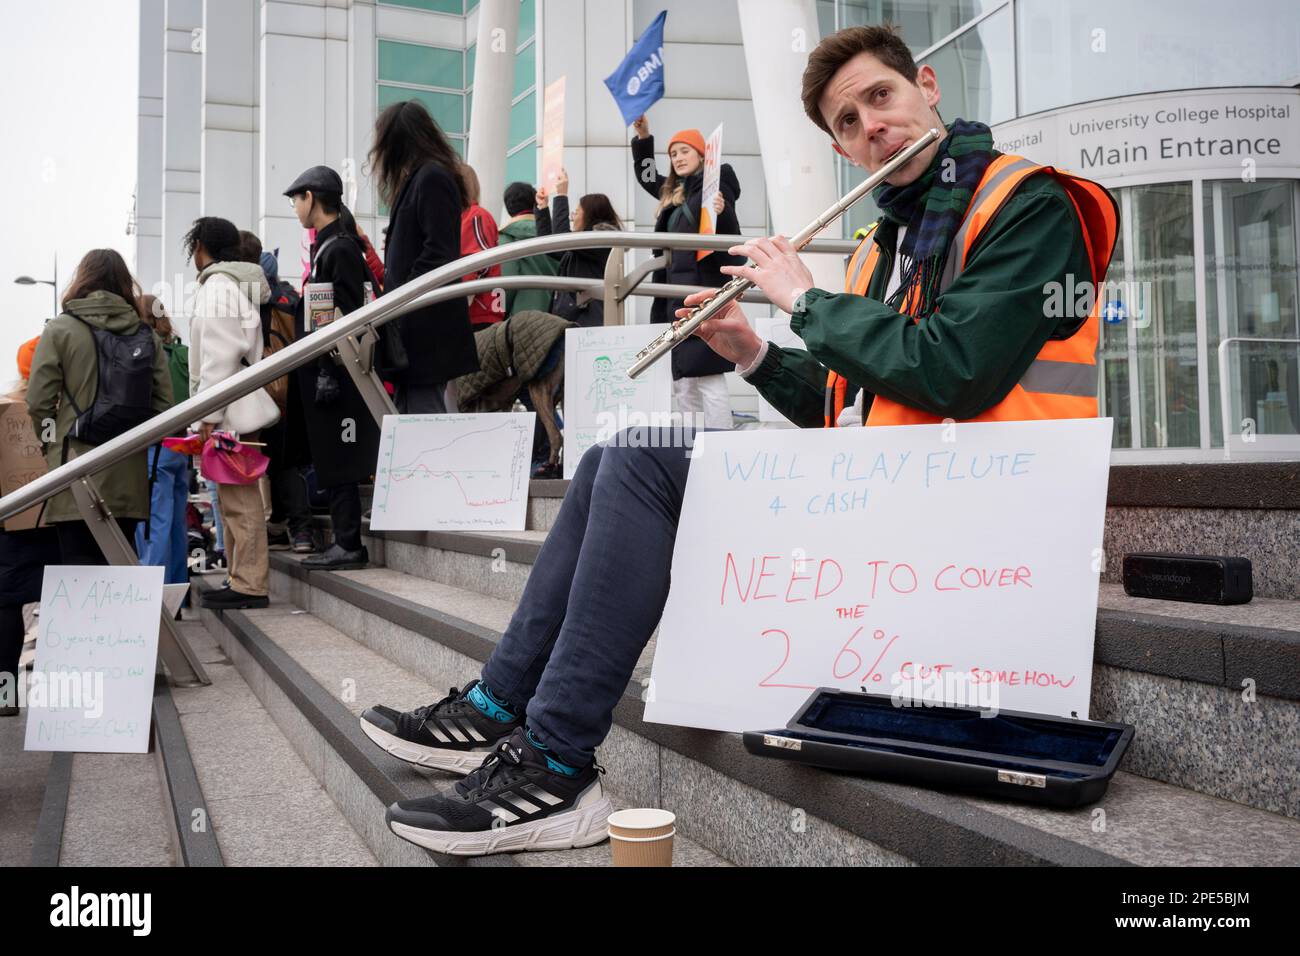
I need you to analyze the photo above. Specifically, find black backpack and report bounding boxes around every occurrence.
[65,316,157,446]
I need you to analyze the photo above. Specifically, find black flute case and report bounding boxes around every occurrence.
[743,688,1134,809]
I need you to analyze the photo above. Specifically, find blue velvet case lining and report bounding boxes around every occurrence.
[797,695,1123,768]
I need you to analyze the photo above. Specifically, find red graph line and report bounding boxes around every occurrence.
[391,467,513,508]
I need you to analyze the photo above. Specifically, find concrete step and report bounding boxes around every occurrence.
[264,553,1300,866]
[0,711,55,866]
[361,523,1300,820]
[6,656,216,866]
[193,575,729,868]
[1103,462,1299,600]
[164,620,379,867]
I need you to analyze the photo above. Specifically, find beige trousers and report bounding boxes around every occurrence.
[215,480,269,597]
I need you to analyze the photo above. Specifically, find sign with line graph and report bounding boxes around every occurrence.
[370,413,536,531]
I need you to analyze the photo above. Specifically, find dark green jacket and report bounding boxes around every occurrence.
[747,173,1093,427]
[499,216,559,317]
[26,291,173,522]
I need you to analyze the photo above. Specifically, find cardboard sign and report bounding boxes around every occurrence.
[752,317,804,424]
[371,413,535,531]
[540,77,566,190]
[644,419,1114,733]
[697,123,723,261]
[0,398,49,530]
[23,565,165,754]
[562,326,673,479]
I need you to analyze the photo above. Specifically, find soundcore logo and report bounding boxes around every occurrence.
[50,886,151,936]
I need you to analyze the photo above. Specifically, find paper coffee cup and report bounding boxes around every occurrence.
[608,808,676,867]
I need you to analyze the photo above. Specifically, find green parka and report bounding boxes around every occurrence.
[498,215,560,317]
[26,291,173,522]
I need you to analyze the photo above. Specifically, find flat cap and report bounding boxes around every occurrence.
[284,165,343,197]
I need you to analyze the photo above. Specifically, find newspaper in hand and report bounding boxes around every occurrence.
[304,282,337,331]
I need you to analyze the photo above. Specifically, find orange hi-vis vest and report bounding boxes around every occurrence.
[823,154,1119,427]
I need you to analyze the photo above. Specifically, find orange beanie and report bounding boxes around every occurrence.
[16,336,39,380]
[667,128,706,158]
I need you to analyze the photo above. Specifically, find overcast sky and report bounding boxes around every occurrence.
[0,0,139,390]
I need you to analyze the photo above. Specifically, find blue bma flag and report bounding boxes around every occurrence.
[603,11,667,126]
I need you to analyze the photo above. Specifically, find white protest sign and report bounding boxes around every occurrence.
[645,419,1113,733]
[697,123,723,258]
[371,413,535,531]
[24,565,165,754]
[753,316,805,423]
[563,326,673,479]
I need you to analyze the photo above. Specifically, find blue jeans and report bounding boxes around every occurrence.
[207,478,224,553]
[135,446,190,585]
[480,427,700,767]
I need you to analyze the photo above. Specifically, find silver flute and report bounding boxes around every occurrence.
[627,127,941,379]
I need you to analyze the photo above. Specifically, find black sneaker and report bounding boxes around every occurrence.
[302,543,368,570]
[385,727,611,856]
[359,680,522,774]
[200,587,269,610]
[268,529,292,550]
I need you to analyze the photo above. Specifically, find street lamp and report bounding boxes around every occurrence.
[13,255,58,319]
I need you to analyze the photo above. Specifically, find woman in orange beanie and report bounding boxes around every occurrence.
[15,337,39,381]
[630,114,742,429]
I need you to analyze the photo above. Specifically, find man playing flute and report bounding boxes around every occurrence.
[362,24,1118,856]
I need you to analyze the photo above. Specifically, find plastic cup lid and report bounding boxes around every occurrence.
[607,808,676,830]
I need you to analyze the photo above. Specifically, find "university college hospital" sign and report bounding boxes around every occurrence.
[991,88,1299,185]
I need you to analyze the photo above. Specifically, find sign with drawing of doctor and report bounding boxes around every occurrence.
[586,355,634,412]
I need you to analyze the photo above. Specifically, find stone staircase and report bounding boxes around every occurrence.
[13,462,1298,866]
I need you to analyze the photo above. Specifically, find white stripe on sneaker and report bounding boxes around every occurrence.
[501,792,542,815]
[422,721,451,744]
[522,784,564,806]
[443,722,469,744]
[459,720,487,743]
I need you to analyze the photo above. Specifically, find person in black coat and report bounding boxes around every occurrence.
[534,169,623,328]
[285,165,382,570]
[630,114,741,428]
[370,100,479,413]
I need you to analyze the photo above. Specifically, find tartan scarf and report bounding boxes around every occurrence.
[872,119,995,317]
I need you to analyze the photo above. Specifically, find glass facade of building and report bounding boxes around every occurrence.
[823,0,1300,459]
[376,0,537,190]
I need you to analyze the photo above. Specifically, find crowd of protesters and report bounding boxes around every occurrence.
[0,97,737,690]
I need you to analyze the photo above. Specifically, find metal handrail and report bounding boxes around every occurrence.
[0,231,857,522]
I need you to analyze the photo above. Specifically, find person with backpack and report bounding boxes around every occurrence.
[255,246,315,554]
[26,249,173,564]
[285,165,382,571]
[134,294,192,587]
[497,180,559,319]
[185,217,280,609]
